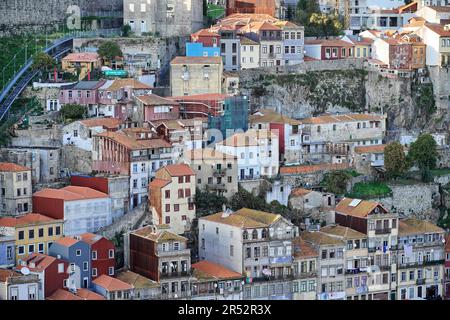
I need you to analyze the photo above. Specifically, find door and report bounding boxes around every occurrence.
[240,169,245,180]
[83,277,89,288]
[133,195,139,208]
[249,168,254,179]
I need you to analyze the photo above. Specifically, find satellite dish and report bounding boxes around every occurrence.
[21,267,30,275]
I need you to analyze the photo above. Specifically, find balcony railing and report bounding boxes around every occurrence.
[398,259,445,269]
[374,228,391,235]
[160,271,191,279]
[296,271,317,279]
[158,249,191,257]
[416,278,426,285]
[213,169,227,177]
[160,291,190,300]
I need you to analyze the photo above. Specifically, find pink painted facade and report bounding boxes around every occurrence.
[59,80,106,106]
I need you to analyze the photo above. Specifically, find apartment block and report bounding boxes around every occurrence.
[0,163,32,216]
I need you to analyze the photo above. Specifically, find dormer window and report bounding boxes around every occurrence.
[243,230,248,240]
[252,230,258,240]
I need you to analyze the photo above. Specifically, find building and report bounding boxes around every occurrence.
[289,188,335,214]
[63,118,124,152]
[92,129,174,209]
[16,253,69,299]
[226,0,278,17]
[116,270,160,300]
[198,208,298,300]
[61,53,102,81]
[0,269,40,300]
[184,149,238,199]
[171,93,228,118]
[300,113,386,165]
[92,274,133,300]
[48,237,91,289]
[240,36,261,69]
[32,186,112,236]
[320,225,370,300]
[335,198,399,300]
[292,237,318,300]
[215,26,241,71]
[416,22,450,67]
[301,231,346,300]
[265,180,292,207]
[59,81,106,116]
[79,233,115,280]
[352,144,386,176]
[249,109,302,164]
[273,20,304,65]
[304,39,354,61]
[397,218,445,300]
[341,35,373,58]
[70,174,130,220]
[125,225,192,299]
[0,162,32,216]
[170,57,224,96]
[148,164,196,235]
[135,94,180,123]
[191,28,222,47]
[0,213,64,262]
[186,42,222,58]
[445,234,450,299]
[415,4,450,24]
[123,0,203,38]
[46,288,105,300]
[0,235,15,268]
[191,260,245,300]
[215,129,279,181]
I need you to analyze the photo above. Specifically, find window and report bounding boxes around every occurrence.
[92,268,98,277]
[28,244,35,254]
[38,243,44,253]
[18,231,24,240]
[82,262,88,271]
[321,249,327,259]
[108,249,114,259]
[165,204,170,212]
[28,229,34,239]
[92,251,97,260]
[76,250,81,256]
[174,204,179,212]
[109,267,114,276]
[18,245,25,255]
[230,245,234,257]
[165,216,171,224]
[55,226,61,235]
[38,228,44,238]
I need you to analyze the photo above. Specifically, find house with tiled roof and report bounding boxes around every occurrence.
[135,94,180,123]
[0,213,64,262]
[33,186,112,236]
[184,148,238,199]
[191,260,244,300]
[0,269,40,300]
[92,274,133,300]
[215,129,279,180]
[92,128,175,210]
[415,22,450,66]
[289,188,335,213]
[396,217,445,300]
[198,207,298,300]
[240,35,261,69]
[63,117,124,152]
[335,197,398,300]
[61,52,102,80]
[148,164,196,235]
[292,237,318,300]
[16,253,69,299]
[341,35,373,58]
[46,288,105,300]
[79,233,115,280]
[170,56,223,96]
[59,80,107,114]
[125,225,191,299]
[0,162,32,216]
[48,237,92,289]
[352,144,387,175]
[116,270,160,300]
[304,38,355,61]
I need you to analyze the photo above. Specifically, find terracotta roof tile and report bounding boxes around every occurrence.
[192,260,243,280]
[398,218,444,236]
[0,269,22,282]
[33,186,108,201]
[249,109,301,125]
[354,144,386,154]
[201,208,280,228]
[92,274,133,292]
[136,94,180,106]
[76,288,106,300]
[149,178,171,189]
[320,225,367,239]
[47,289,83,300]
[290,188,313,197]
[424,23,450,37]
[187,149,237,162]
[102,78,152,91]
[0,213,59,228]
[162,164,195,177]
[116,270,160,289]
[79,118,124,129]
[171,56,223,65]
[217,129,276,147]
[0,162,30,172]
[54,237,80,248]
[62,52,100,62]
[79,233,105,245]
[335,197,387,218]
[17,253,59,272]
[300,231,346,246]
[95,131,172,151]
[293,237,319,258]
[280,163,349,175]
[301,113,384,124]
[132,225,187,243]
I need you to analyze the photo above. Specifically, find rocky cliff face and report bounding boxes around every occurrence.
[239,66,448,136]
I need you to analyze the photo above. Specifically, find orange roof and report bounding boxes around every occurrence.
[136,94,180,106]
[170,93,230,101]
[171,56,223,65]
[47,289,83,300]
[162,164,195,177]
[62,52,100,63]
[290,188,313,197]
[249,109,301,125]
[192,260,243,280]
[0,213,59,228]
[0,162,30,172]
[0,269,22,281]
[53,237,80,247]
[79,118,124,129]
[79,233,105,245]
[280,163,349,175]
[95,131,172,151]
[102,78,152,91]
[305,39,354,47]
[424,23,450,37]
[76,288,106,300]
[33,186,108,201]
[240,21,281,32]
[301,113,384,124]
[192,28,219,37]
[149,178,171,189]
[217,129,276,147]
[293,237,318,258]
[354,144,386,154]
[17,253,59,272]
[335,197,386,218]
[92,274,133,292]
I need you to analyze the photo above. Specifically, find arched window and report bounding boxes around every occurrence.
[243,230,248,240]
[252,229,258,240]
[261,229,267,239]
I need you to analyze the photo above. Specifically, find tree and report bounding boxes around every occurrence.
[295,0,320,26]
[32,52,56,72]
[97,41,123,62]
[60,104,85,120]
[122,24,132,37]
[321,171,351,195]
[309,13,344,37]
[384,142,408,179]
[195,188,228,216]
[203,0,208,17]
[408,133,438,181]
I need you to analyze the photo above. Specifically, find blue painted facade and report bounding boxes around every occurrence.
[186,42,221,57]
[49,240,91,289]
[0,236,15,268]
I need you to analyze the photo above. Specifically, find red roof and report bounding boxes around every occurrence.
[162,164,195,177]
[92,274,133,292]
[47,289,83,300]
[79,233,106,245]
[0,213,58,228]
[280,163,349,175]
[192,260,243,280]
[149,178,171,189]
[17,253,59,272]
[76,288,106,300]
[62,52,100,63]
[79,118,124,129]
[53,237,80,248]
[33,186,109,201]
[0,269,21,282]
[0,162,30,172]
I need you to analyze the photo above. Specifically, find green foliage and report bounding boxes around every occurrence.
[321,171,352,195]
[60,104,85,121]
[294,0,343,37]
[195,188,228,217]
[384,141,408,179]
[32,52,56,72]
[408,133,438,181]
[97,41,123,62]
[437,208,450,229]
[414,83,436,116]
[347,182,392,199]
[122,24,132,37]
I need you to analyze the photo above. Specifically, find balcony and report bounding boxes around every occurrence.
[345,268,364,275]
[416,278,426,285]
[296,271,317,279]
[160,271,191,279]
[158,249,191,257]
[269,256,293,265]
[213,169,227,177]
[207,183,226,191]
[375,228,391,235]
[160,291,190,300]
[398,259,445,269]
[368,247,376,253]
